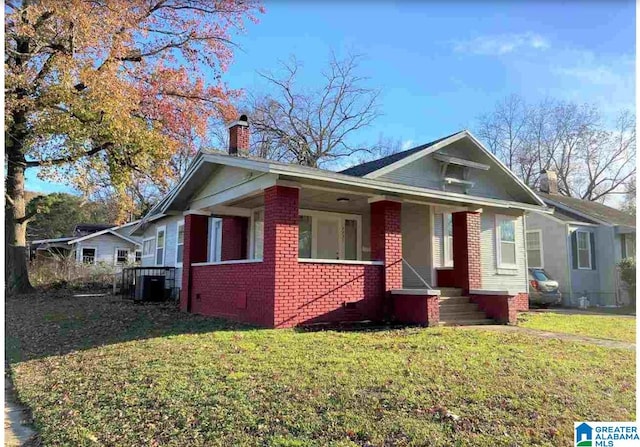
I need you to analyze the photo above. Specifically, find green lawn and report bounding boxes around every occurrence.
[518,312,636,343]
[6,294,636,447]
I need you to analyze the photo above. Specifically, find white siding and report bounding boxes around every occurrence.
[401,203,432,287]
[140,215,185,288]
[191,166,259,203]
[75,234,138,265]
[480,209,528,293]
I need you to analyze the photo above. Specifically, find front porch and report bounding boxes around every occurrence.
[179,182,521,328]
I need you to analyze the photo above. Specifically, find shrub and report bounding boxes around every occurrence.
[618,258,636,308]
[29,256,120,291]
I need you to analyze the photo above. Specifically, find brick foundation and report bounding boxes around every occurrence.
[514,292,529,311]
[469,294,517,325]
[392,294,439,326]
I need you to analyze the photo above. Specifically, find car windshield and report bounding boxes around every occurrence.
[531,270,550,281]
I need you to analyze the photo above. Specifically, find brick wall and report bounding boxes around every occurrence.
[392,294,439,326]
[469,293,517,325]
[370,200,402,293]
[221,217,248,261]
[514,292,529,311]
[451,211,482,292]
[180,214,209,312]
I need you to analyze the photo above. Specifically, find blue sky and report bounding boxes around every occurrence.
[28,0,635,193]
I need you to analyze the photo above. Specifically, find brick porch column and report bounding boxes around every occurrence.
[180,213,209,312]
[221,217,248,261]
[370,200,402,294]
[263,185,300,328]
[452,211,482,293]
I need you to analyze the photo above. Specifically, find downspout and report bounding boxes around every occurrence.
[565,223,573,306]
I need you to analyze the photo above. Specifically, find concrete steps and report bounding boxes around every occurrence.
[438,288,494,326]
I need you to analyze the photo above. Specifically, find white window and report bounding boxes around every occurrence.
[115,248,129,265]
[175,220,185,266]
[251,209,264,260]
[134,250,142,263]
[298,210,362,260]
[576,230,592,269]
[443,212,453,267]
[526,230,543,268]
[496,215,517,268]
[81,247,96,264]
[142,238,155,257]
[155,225,166,266]
[208,218,222,262]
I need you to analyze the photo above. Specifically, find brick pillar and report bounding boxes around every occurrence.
[263,185,300,328]
[370,200,402,294]
[221,217,248,261]
[180,214,209,312]
[452,211,482,293]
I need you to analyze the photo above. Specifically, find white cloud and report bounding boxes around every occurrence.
[453,32,550,56]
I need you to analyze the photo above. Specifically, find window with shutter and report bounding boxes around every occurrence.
[576,230,592,269]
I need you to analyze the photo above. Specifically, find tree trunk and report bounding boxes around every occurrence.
[5,119,35,294]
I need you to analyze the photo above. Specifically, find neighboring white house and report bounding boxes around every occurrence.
[31,221,142,267]
[526,170,636,307]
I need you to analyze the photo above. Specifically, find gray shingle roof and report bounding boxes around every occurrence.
[339,131,464,177]
[538,192,635,227]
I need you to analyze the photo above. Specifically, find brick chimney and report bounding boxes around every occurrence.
[228,114,249,156]
[540,169,558,194]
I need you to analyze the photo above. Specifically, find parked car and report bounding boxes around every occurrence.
[528,268,562,307]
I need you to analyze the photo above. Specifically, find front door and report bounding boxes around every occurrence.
[316,216,340,259]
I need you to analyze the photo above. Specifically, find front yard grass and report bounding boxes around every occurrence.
[6,294,636,447]
[518,311,636,343]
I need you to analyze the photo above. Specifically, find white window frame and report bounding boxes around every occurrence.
[247,207,363,261]
[134,249,142,263]
[299,209,362,261]
[155,225,166,266]
[495,214,518,269]
[114,247,130,265]
[208,217,223,262]
[249,208,264,260]
[525,230,544,269]
[576,230,592,270]
[80,246,97,265]
[175,219,185,267]
[443,212,453,267]
[142,237,155,257]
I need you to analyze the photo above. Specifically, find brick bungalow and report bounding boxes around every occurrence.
[132,115,550,328]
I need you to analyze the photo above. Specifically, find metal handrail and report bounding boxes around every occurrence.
[401,258,433,290]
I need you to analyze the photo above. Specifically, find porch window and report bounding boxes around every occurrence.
[81,247,96,264]
[252,210,264,259]
[298,210,362,260]
[115,248,129,265]
[208,217,222,262]
[576,231,592,269]
[525,230,543,268]
[443,212,453,267]
[155,225,166,266]
[175,221,185,266]
[496,215,517,268]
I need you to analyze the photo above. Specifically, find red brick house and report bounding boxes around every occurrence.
[133,115,550,328]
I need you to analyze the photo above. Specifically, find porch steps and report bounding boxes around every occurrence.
[438,289,494,326]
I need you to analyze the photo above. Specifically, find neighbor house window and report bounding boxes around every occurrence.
[142,238,154,257]
[297,210,361,260]
[251,210,264,259]
[115,248,129,265]
[208,217,222,262]
[134,250,142,263]
[175,220,185,266]
[81,247,96,264]
[576,230,592,269]
[526,230,543,268]
[155,225,166,266]
[496,215,517,268]
[443,212,453,267]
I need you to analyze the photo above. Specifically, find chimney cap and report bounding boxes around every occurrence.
[228,114,249,129]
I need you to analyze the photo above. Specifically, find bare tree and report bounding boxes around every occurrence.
[476,96,636,204]
[247,52,381,168]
